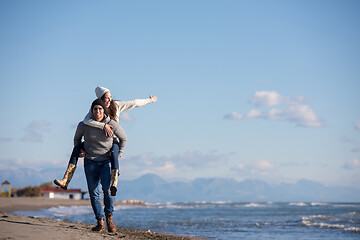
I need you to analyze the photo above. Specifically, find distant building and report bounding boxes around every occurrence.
[41,187,87,200]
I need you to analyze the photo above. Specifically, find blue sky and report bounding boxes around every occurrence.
[0,0,359,187]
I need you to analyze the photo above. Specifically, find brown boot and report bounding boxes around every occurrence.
[54,163,76,190]
[92,218,105,232]
[105,213,116,232]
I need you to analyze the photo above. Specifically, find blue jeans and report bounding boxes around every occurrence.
[110,141,120,170]
[84,159,114,220]
[69,142,84,165]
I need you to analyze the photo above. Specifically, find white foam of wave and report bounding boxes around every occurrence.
[347,211,360,217]
[302,215,337,221]
[333,203,360,208]
[289,202,307,206]
[256,222,271,227]
[301,215,360,233]
[243,203,268,208]
[147,201,237,209]
[146,202,199,209]
[344,226,360,233]
[303,221,346,229]
[310,202,329,206]
[113,205,144,211]
[46,205,93,217]
[211,201,231,204]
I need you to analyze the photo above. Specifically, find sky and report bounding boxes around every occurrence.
[0,0,359,187]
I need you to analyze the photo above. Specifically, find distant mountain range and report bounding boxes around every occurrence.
[1,168,359,202]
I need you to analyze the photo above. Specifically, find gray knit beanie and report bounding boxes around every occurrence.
[95,86,110,99]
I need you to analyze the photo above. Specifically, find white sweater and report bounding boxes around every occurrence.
[83,98,152,129]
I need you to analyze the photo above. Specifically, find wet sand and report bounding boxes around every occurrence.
[0,197,207,240]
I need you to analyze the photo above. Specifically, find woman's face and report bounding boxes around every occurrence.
[92,105,104,122]
[103,92,112,107]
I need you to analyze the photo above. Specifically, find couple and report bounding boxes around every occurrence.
[54,86,158,232]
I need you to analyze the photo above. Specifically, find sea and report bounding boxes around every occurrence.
[15,202,360,240]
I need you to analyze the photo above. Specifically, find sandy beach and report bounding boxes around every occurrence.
[0,197,207,240]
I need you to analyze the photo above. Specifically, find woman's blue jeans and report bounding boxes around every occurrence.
[110,141,120,170]
[69,142,84,165]
[84,158,114,220]
[69,142,120,171]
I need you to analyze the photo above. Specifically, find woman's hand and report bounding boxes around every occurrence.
[79,149,85,158]
[104,124,114,137]
[150,95,158,103]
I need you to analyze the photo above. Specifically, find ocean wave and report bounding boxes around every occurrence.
[301,214,360,233]
[302,215,337,221]
[310,202,329,206]
[255,222,271,227]
[332,203,360,208]
[46,204,139,217]
[347,212,360,217]
[289,202,307,206]
[344,226,360,233]
[146,201,275,209]
[46,205,93,217]
[146,202,210,209]
[243,203,268,208]
[303,221,346,229]
[114,205,143,210]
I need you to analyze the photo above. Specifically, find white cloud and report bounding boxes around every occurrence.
[246,109,262,119]
[255,160,274,170]
[355,121,360,131]
[21,120,51,142]
[224,91,323,128]
[232,163,246,170]
[156,162,176,174]
[343,158,360,169]
[122,150,234,178]
[224,112,244,120]
[267,105,322,127]
[249,91,282,107]
[119,112,134,122]
[0,157,47,170]
[231,160,275,176]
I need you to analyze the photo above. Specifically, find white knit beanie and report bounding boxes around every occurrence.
[95,86,110,99]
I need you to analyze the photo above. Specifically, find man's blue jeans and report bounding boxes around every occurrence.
[84,158,114,220]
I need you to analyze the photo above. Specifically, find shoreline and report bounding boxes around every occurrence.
[0,197,145,213]
[0,197,92,213]
[0,197,207,240]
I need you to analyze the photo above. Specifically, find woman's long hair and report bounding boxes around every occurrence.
[101,95,118,122]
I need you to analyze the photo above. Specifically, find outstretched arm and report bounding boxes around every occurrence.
[116,95,158,112]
